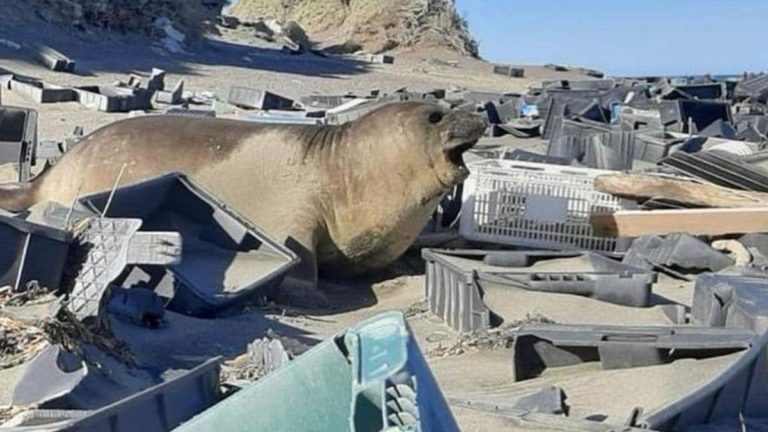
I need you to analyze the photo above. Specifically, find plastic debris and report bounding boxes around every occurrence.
[175,312,460,432]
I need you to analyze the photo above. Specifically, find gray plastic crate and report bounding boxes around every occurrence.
[493,65,525,78]
[692,273,768,333]
[0,213,70,292]
[10,77,76,104]
[74,86,153,113]
[422,249,656,333]
[640,329,768,431]
[511,324,757,381]
[175,312,458,432]
[633,132,680,163]
[623,234,734,273]
[63,218,182,321]
[0,105,37,181]
[33,44,76,73]
[227,86,294,110]
[77,173,299,316]
[1,357,221,432]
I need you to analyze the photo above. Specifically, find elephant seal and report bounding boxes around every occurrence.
[0,102,486,295]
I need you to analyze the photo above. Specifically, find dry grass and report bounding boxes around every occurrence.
[0,317,47,369]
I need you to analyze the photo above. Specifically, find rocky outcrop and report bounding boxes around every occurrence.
[28,0,222,39]
[229,0,479,57]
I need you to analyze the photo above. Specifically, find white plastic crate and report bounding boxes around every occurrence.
[459,159,631,252]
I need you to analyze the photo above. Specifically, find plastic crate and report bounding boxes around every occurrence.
[422,249,656,333]
[175,312,459,432]
[460,160,632,252]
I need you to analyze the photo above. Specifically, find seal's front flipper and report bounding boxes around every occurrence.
[273,234,332,309]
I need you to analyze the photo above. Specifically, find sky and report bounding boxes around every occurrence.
[455,0,768,77]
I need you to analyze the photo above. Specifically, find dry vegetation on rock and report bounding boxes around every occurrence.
[230,0,479,56]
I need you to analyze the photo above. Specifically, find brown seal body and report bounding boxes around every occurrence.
[0,102,486,290]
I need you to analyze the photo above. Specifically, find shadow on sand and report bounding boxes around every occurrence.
[0,27,369,79]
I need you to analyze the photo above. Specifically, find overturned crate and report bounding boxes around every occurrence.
[227,87,294,110]
[459,160,634,253]
[32,44,76,73]
[77,173,299,316]
[175,312,459,432]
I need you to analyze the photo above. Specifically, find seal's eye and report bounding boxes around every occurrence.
[428,112,444,124]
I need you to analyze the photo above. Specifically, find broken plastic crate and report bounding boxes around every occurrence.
[659,100,732,133]
[2,357,220,432]
[422,249,656,333]
[622,234,734,273]
[661,150,768,193]
[736,74,768,101]
[0,213,69,293]
[155,80,184,105]
[661,83,726,101]
[511,324,757,381]
[174,312,459,432]
[633,131,682,163]
[546,118,613,161]
[63,218,182,321]
[298,94,351,110]
[692,273,768,333]
[77,173,299,316]
[459,159,633,253]
[581,129,635,170]
[0,105,37,181]
[639,328,768,431]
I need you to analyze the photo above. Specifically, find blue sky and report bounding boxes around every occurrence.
[456,0,768,77]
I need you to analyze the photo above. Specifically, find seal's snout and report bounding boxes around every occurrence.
[444,112,486,148]
[443,112,487,168]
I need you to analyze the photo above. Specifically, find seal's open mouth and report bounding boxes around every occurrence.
[445,139,479,171]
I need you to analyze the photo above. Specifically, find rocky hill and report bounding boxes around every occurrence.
[0,0,223,39]
[228,0,479,57]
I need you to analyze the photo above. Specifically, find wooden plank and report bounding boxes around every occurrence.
[591,207,768,237]
[594,173,768,208]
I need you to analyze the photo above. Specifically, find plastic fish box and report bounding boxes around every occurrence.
[1,357,220,432]
[422,249,656,333]
[640,328,768,431]
[10,78,76,104]
[175,312,459,432]
[74,86,153,113]
[459,159,633,253]
[77,173,299,316]
[0,213,70,292]
[512,324,756,381]
[692,273,768,333]
[0,105,37,181]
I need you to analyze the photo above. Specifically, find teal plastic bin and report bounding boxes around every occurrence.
[174,312,459,432]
